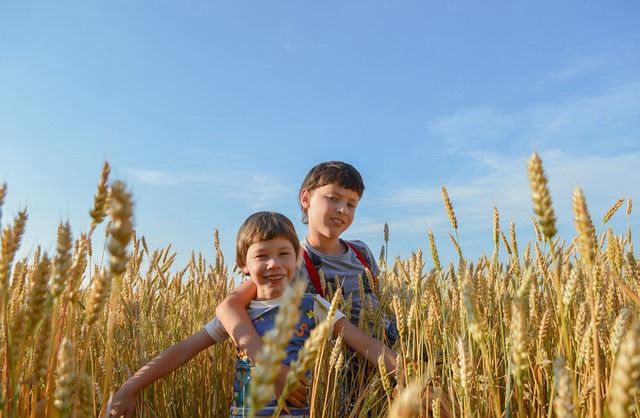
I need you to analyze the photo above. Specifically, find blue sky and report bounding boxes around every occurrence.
[1,1,639,271]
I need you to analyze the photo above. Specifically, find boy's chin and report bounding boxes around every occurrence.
[257,276,295,296]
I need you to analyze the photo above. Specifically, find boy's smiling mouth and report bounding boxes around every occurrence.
[330,217,345,226]
[263,273,286,281]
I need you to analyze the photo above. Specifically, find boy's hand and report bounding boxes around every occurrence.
[274,365,308,407]
[109,386,137,418]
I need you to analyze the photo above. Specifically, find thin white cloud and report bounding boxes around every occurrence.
[348,215,444,237]
[546,55,609,82]
[542,37,639,84]
[428,107,520,151]
[428,80,640,155]
[129,169,220,186]
[227,174,294,210]
[130,170,180,185]
[129,166,295,210]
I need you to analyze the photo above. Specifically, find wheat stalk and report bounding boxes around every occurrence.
[249,280,305,417]
[101,180,134,414]
[277,289,342,413]
[606,319,640,418]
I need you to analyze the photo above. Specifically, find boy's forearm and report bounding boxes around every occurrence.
[360,338,397,373]
[216,280,263,359]
[120,330,214,395]
[223,315,263,360]
[335,319,397,372]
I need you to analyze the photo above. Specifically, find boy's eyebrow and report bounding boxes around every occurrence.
[329,189,359,201]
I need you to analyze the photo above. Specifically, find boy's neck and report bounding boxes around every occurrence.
[305,233,346,255]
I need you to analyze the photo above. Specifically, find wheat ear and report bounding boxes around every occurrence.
[603,197,625,224]
[606,320,640,418]
[89,161,110,234]
[572,187,596,266]
[428,229,441,271]
[553,356,576,418]
[0,182,6,216]
[52,222,72,298]
[528,152,557,240]
[441,186,458,230]
[54,338,76,418]
[249,280,305,417]
[101,180,134,414]
[277,288,342,413]
[387,381,422,418]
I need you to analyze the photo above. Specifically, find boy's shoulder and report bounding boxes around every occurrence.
[344,239,376,261]
[343,239,371,253]
[300,238,373,256]
[300,239,378,273]
[344,239,380,274]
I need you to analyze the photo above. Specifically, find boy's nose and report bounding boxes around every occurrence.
[266,258,278,268]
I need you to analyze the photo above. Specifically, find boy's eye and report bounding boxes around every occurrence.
[347,203,356,208]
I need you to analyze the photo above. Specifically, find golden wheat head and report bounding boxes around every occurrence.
[572,187,596,266]
[528,152,557,240]
[107,180,133,276]
[89,161,111,233]
[441,186,458,230]
[607,320,640,418]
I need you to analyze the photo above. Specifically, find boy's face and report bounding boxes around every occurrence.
[301,184,360,240]
[242,237,298,300]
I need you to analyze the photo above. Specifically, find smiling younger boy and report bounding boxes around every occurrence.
[109,211,396,418]
[216,162,398,406]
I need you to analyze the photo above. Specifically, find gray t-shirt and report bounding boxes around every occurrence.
[298,239,380,327]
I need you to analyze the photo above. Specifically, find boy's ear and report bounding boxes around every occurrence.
[300,189,311,209]
[241,265,249,275]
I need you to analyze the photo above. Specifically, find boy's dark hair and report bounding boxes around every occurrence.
[299,161,365,224]
[236,211,300,268]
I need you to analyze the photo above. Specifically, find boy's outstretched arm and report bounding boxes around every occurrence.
[110,330,215,418]
[333,318,397,373]
[216,280,308,407]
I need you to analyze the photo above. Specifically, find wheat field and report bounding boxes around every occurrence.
[1,154,639,418]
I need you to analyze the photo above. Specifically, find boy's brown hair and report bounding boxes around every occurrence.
[236,211,300,268]
[299,161,365,224]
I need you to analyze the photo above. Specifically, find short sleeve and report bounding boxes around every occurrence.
[313,295,345,334]
[203,317,229,343]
